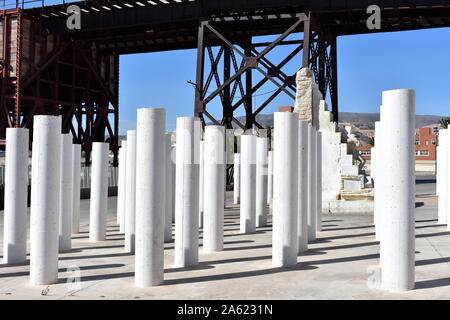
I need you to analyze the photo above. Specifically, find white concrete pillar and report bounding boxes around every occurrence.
[30,115,61,285]
[226,129,235,166]
[116,143,124,226]
[117,141,127,233]
[256,137,268,227]
[436,143,441,201]
[135,108,166,287]
[164,133,173,242]
[233,153,240,204]
[297,120,309,253]
[378,105,389,269]
[89,142,109,242]
[307,126,317,242]
[3,128,29,264]
[316,131,322,232]
[236,132,242,153]
[267,150,273,206]
[272,112,298,267]
[72,144,81,234]
[203,125,225,252]
[59,134,73,252]
[371,146,376,181]
[174,117,201,267]
[125,130,137,252]
[171,145,176,223]
[225,129,235,208]
[439,129,448,224]
[240,134,256,234]
[380,89,415,292]
[198,140,204,228]
[447,131,450,229]
[373,121,385,241]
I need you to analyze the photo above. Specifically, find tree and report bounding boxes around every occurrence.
[439,117,450,128]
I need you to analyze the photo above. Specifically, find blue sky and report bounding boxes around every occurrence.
[118,27,450,134]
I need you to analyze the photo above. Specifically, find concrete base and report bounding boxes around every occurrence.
[322,200,374,215]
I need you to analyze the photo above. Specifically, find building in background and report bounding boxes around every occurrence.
[357,126,438,173]
[357,145,372,161]
[415,127,437,161]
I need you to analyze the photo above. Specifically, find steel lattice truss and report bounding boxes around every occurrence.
[0,9,119,165]
[194,13,338,129]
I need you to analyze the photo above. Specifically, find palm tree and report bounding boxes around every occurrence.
[439,117,450,128]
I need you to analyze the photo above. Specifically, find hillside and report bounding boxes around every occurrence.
[232,112,443,130]
[339,112,442,130]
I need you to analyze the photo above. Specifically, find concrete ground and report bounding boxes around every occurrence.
[0,175,449,299]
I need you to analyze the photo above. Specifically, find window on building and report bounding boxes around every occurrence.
[415,140,420,145]
[360,150,371,156]
[420,150,429,156]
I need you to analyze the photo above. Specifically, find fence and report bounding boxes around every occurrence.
[0,165,119,187]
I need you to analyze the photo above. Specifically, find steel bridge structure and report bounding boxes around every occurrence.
[2,0,450,164]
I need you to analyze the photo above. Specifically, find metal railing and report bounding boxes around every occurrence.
[0,165,119,187]
[80,166,118,188]
[2,0,82,10]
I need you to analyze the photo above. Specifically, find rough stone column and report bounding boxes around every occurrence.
[164,133,173,242]
[30,115,61,285]
[233,153,241,204]
[203,125,225,252]
[380,89,415,292]
[272,112,299,267]
[59,133,73,252]
[307,125,317,242]
[293,68,322,128]
[125,130,137,252]
[297,120,309,253]
[118,141,127,233]
[256,137,268,227]
[174,117,201,267]
[240,134,256,234]
[439,129,449,224]
[72,144,82,234]
[89,142,109,242]
[135,108,166,287]
[3,128,29,264]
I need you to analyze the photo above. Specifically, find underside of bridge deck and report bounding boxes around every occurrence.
[1,0,450,162]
